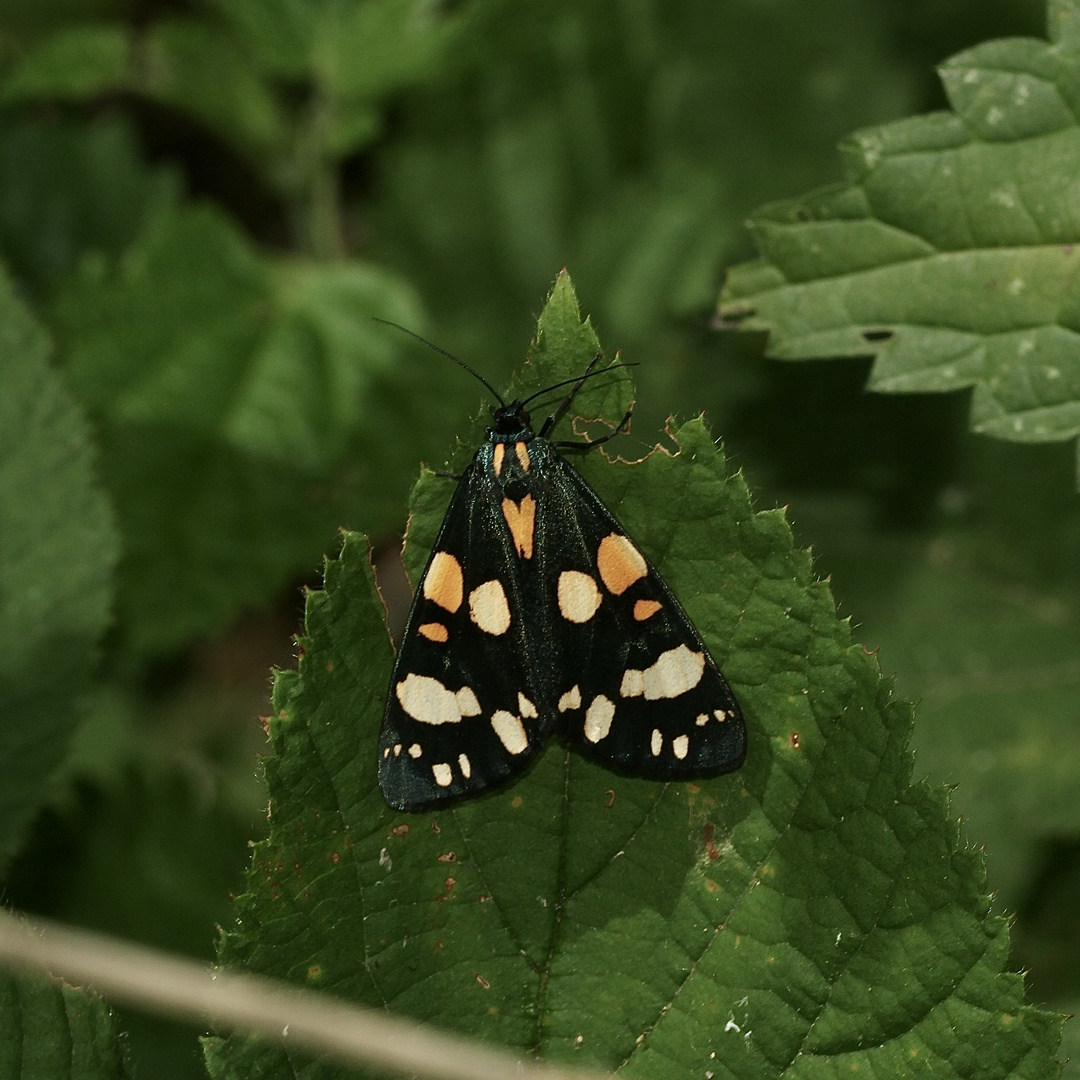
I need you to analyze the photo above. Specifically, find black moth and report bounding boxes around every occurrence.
[379,349,746,811]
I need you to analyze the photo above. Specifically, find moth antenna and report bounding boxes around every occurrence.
[518,363,638,410]
[374,318,505,407]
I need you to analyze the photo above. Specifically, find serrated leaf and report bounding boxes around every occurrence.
[57,205,420,470]
[49,204,423,656]
[208,273,1061,1079]
[719,1,1080,478]
[0,273,118,870]
[0,970,130,1080]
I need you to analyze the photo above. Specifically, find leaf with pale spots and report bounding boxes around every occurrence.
[719,4,1080,482]
[207,271,1062,1079]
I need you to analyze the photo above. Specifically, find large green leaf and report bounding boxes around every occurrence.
[0,274,127,1080]
[0,272,118,870]
[719,0,1080,477]
[51,204,424,656]
[206,274,1060,1079]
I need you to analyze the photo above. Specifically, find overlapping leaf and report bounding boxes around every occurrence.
[720,0,1080,478]
[49,204,423,656]
[0,274,118,870]
[207,274,1060,1079]
[0,275,127,1080]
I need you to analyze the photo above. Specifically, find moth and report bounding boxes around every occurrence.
[378,343,746,810]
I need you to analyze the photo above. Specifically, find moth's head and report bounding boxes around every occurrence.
[488,401,533,439]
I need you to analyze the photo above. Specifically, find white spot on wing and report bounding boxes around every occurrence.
[673,735,689,760]
[558,685,582,713]
[491,711,528,755]
[620,645,705,700]
[432,762,453,787]
[408,744,422,758]
[469,579,511,635]
[650,729,662,756]
[396,673,479,725]
[584,696,615,743]
[557,570,603,623]
[518,692,538,718]
[696,713,709,726]
[458,753,472,779]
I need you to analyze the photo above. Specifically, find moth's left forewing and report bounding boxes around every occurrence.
[379,455,551,810]
[546,456,747,778]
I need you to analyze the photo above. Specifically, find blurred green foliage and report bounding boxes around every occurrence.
[0,0,1075,1077]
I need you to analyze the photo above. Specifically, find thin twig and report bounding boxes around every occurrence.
[0,911,611,1080]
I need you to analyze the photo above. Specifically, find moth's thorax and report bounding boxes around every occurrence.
[483,434,540,497]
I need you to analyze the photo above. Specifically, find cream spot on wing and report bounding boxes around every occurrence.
[418,622,449,643]
[423,552,463,612]
[558,570,603,623]
[620,645,705,700]
[620,668,644,698]
[393,744,402,756]
[491,711,528,755]
[515,441,531,472]
[518,692,538,718]
[597,533,647,595]
[408,744,422,758]
[696,713,709,726]
[456,686,481,716]
[396,674,478,725]
[584,695,615,743]
[432,762,453,787]
[469,579,511,635]
[382,747,390,758]
[673,735,689,760]
[501,495,536,559]
[633,599,662,621]
[493,442,505,476]
[558,685,582,713]
[714,708,730,722]
[650,729,662,756]
[458,753,472,779]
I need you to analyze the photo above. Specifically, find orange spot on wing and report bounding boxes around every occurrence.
[418,622,449,642]
[633,599,662,621]
[493,442,505,476]
[501,494,536,559]
[515,441,531,472]
[423,552,463,612]
[597,533,647,595]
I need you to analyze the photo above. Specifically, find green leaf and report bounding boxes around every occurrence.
[0,114,179,298]
[57,205,420,470]
[138,19,289,164]
[369,0,921,361]
[719,1,1080,475]
[208,274,1061,1079]
[0,24,132,100]
[0,272,118,870]
[211,0,481,95]
[51,204,423,656]
[0,970,130,1080]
